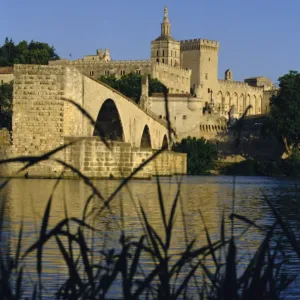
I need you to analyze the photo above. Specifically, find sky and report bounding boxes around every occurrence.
[1,0,299,84]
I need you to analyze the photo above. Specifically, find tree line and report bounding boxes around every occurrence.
[0,37,59,66]
[98,73,167,104]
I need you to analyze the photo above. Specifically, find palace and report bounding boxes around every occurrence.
[50,6,276,140]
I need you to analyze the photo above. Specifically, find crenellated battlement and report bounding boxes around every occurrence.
[199,39,219,48]
[50,59,152,66]
[153,62,192,76]
[180,38,219,51]
[219,79,264,93]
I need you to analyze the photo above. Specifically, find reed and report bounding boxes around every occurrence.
[0,96,297,299]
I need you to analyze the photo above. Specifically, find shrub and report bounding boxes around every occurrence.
[172,136,218,175]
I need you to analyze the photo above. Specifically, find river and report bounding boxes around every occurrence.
[0,175,300,299]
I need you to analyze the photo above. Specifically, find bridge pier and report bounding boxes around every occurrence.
[63,138,186,179]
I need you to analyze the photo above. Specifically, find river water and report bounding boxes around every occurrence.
[1,175,300,299]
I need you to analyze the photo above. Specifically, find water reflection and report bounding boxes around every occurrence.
[0,176,299,298]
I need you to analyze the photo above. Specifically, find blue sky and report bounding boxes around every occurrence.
[1,0,299,83]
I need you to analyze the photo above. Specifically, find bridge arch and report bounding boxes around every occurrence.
[162,134,168,149]
[140,125,152,148]
[93,98,124,141]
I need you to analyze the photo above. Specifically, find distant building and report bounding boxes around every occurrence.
[0,67,14,85]
[50,6,275,119]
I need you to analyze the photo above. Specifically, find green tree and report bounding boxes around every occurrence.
[0,82,13,129]
[148,75,168,95]
[0,38,59,66]
[98,73,167,104]
[270,71,300,155]
[98,74,119,90]
[172,136,218,174]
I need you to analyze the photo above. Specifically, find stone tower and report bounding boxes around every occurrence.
[151,6,180,67]
[180,39,220,102]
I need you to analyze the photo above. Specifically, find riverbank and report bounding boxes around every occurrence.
[215,157,300,177]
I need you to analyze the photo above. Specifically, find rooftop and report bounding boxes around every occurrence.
[0,67,13,74]
[154,35,176,42]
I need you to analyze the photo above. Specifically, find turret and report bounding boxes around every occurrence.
[151,6,181,67]
[225,69,233,81]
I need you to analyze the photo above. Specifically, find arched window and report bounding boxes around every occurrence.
[93,99,124,141]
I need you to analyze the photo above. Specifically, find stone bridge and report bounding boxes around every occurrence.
[5,64,186,178]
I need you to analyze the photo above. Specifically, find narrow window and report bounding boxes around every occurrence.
[157,50,159,56]
[162,58,165,63]
[105,70,110,76]
[171,59,172,65]
[1,80,3,84]
[156,58,159,63]
[175,51,176,57]
[205,73,208,80]
[163,50,165,56]
[89,71,94,76]
[171,50,173,56]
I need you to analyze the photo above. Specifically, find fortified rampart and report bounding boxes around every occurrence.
[152,62,191,94]
[180,39,219,51]
[49,59,152,79]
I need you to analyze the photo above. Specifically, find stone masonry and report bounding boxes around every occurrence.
[1,64,187,179]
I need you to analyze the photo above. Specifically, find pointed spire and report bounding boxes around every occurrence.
[164,6,168,21]
[161,6,171,36]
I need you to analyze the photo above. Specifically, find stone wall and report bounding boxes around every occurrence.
[12,65,66,156]
[0,129,11,146]
[64,138,186,179]
[218,80,264,116]
[0,129,12,176]
[0,137,187,179]
[262,89,278,114]
[49,59,152,80]
[152,62,191,94]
